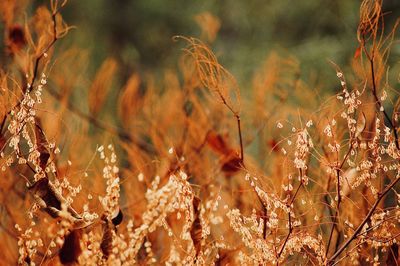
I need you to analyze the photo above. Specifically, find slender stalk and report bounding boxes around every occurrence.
[326,169,342,255]
[277,212,292,258]
[1,3,62,129]
[363,34,400,150]
[327,174,400,264]
[263,205,268,240]
[277,181,302,260]
[236,114,244,162]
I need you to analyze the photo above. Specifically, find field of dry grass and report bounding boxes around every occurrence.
[0,0,400,265]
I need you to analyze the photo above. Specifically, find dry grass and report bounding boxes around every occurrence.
[0,0,400,265]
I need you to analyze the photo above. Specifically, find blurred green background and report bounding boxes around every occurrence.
[60,0,400,88]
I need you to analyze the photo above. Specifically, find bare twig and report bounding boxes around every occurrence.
[327,174,400,264]
[1,2,65,129]
[368,55,400,150]
[277,181,302,260]
[277,212,292,258]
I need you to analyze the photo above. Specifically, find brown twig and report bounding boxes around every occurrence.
[277,212,292,258]
[326,15,400,262]
[327,174,400,264]
[277,181,302,260]
[369,56,400,150]
[1,2,63,131]
[325,139,356,256]
[236,114,244,162]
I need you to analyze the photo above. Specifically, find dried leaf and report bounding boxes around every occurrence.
[386,243,400,266]
[33,6,53,53]
[111,209,123,226]
[0,1,17,27]
[29,178,81,219]
[29,178,61,212]
[215,249,235,265]
[118,73,141,125]
[205,131,242,174]
[341,168,358,197]
[355,111,366,138]
[268,139,279,152]
[190,196,202,256]
[100,218,114,259]
[59,230,82,265]
[88,58,118,116]
[221,151,242,174]
[353,46,362,59]
[7,24,26,53]
[206,131,231,155]
[194,12,220,43]
[35,122,50,171]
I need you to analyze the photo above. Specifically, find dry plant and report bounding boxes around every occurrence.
[0,0,399,265]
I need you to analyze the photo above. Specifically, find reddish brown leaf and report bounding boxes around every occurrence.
[355,111,366,139]
[268,139,279,152]
[29,178,61,213]
[111,209,123,226]
[387,243,400,266]
[215,249,235,265]
[221,151,242,174]
[7,24,26,53]
[35,122,50,171]
[206,131,231,155]
[354,46,362,59]
[29,178,81,219]
[100,217,114,259]
[59,230,82,265]
[88,58,118,116]
[190,196,202,256]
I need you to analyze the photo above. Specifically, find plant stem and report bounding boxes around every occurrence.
[327,174,400,264]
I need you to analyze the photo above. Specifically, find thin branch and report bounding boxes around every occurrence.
[327,140,356,255]
[2,3,63,128]
[327,174,400,264]
[236,114,244,162]
[325,167,344,256]
[369,57,400,150]
[277,181,302,260]
[277,212,292,258]
[262,204,268,240]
